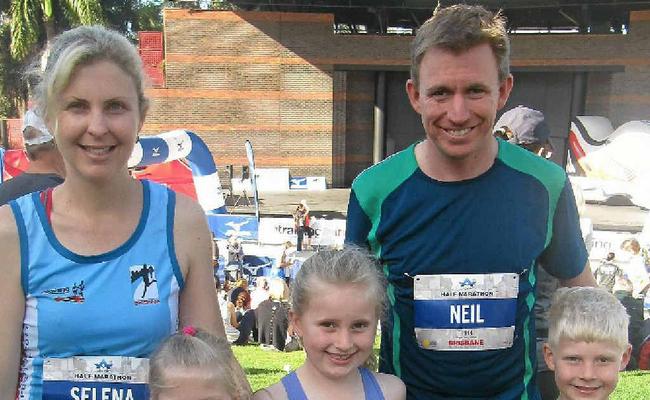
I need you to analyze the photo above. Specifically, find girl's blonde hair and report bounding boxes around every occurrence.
[291,246,387,370]
[149,328,251,399]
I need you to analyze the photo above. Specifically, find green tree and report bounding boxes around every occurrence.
[102,0,163,40]
[9,0,104,61]
[1,1,163,118]
[0,23,24,118]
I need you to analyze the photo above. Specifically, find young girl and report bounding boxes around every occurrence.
[253,247,406,400]
[149,326,252,400]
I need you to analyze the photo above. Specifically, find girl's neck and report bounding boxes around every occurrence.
[296,361,362,397]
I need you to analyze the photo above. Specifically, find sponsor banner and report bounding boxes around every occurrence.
[43,356,149,400]
[289,177,307,189]
[207,214,259,241]
[589,229,637,261]
[414,273,518,351]
[257,218,346,247]
[255,168,290,192]
[289,177,327,191]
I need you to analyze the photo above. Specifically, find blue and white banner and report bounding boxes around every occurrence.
[207,213,259,241]
[413,273,519,351]
[128,130,226,214]
[244,140,260,221]
[42,356,149,400]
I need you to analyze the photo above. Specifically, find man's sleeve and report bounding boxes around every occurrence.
[345,189,372,248]
[539,180,589,280]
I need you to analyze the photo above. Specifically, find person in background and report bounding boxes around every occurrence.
[277,241,294,284]
[345,5,596,399]
[619,238,650,300]
[494,104,554,160]
[293,199,312,251]
[149,326,252,399]
[638,319,650,370]
[211,232,220,277]
[612,275,644,370]
[594,252,624,293]
[0,25,223,398]
[256,278,290,351]
[250,276,270,310]
[543,287,632,400]
[229,290,256,345]
[495,104,595,400]
[0,109,65,206]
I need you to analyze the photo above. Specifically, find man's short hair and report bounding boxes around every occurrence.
[410,4,510,86]
[548,287,629,353]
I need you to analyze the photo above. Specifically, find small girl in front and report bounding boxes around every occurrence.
[149,326,252,400]
[253,247,405,400]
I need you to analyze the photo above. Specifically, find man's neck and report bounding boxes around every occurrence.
[415,138,499,182]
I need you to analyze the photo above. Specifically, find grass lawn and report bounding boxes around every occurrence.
[233,344,650,398]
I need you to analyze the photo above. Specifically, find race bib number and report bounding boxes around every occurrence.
[413,273,519,351]
[42,356,149,400]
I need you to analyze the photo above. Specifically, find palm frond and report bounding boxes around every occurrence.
[10,0,41,60]
[63,0,104,25]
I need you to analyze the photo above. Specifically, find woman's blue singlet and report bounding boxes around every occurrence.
[281,368,385,400]
[10,180,184,400]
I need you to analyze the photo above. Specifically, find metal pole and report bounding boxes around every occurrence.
[565,71,587,167]
[373,71,386,164]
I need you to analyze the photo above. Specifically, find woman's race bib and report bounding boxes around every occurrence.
[413,273,519,351]
[42,356,149,400]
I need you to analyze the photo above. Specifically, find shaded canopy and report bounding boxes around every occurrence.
[222,0,650,34]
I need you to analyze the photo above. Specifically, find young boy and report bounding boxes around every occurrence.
[543,287,633,400]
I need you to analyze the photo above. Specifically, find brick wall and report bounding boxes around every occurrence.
[145,9,650,187]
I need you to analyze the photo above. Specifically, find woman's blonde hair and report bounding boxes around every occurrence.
[27,25,149,124]
[149,328,251,399]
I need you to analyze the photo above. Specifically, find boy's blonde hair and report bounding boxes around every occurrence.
[548,287,629,352]
[149,328,251,399]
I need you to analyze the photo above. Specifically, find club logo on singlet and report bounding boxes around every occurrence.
[42,281,86,303]
[129,264,160,306]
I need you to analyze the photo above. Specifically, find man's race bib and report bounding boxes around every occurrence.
[413,273,519,351]
[43,356,149,400]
